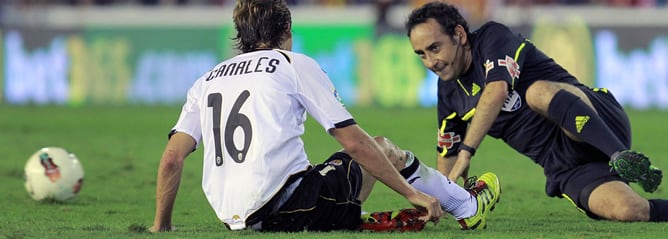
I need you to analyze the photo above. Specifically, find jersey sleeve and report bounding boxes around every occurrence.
[171,79,203,146]
[436,85,468,157]
[290,53,354,131]
[479,22,529,90]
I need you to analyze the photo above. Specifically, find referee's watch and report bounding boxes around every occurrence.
[458,144,476,157]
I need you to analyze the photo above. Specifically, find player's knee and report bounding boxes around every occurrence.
[372,136,405,168]
[373,136,398,152]
[372,136,388,146]
[525,80,551,112]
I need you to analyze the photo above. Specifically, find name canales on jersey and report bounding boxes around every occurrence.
[205,57,281,81]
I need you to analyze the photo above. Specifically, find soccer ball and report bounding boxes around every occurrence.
[24,147,84,202]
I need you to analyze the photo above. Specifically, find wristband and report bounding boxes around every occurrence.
[458,143,476,157]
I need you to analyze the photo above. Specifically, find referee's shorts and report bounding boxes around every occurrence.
[544,86,631,219]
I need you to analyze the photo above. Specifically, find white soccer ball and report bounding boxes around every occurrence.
[24,147,84,202]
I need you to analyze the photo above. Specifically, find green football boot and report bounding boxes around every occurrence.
[610,150,663,193]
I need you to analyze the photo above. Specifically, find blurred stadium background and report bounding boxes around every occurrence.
[1,0,667,109]
[2,2,668,237]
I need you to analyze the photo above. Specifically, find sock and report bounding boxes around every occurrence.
[547,90,626,157]
[649,199,668,221]
[400,151,477,219]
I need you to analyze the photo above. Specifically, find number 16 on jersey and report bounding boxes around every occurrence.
[207,90,253,166]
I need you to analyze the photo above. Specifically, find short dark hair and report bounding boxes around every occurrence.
[405,2,469,39]
[233,0,292,53]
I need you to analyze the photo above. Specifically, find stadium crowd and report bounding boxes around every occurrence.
[2,0,666,7]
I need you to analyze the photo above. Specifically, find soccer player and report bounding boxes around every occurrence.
[405,1,668,222]
[150,0,500,232]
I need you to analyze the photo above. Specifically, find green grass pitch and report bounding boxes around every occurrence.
[1,105,667,239]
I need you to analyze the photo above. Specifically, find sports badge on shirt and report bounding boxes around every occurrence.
[501,90,522,112]
[497,55,520,80]
[333,89,345,106]
[484,59,494,78]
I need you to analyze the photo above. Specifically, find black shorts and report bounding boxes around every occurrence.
[259,152,363,231]
[543,86,631,219]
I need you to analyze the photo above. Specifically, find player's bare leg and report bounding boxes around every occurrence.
[436,155,455,176]
[436,154,469,183]
[372,136,410,170]
[588,181,649,221]
[525,80,594,142]
[358,168,377,203]
[342,137,406,203]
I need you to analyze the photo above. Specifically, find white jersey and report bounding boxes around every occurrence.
[172,49,354,230]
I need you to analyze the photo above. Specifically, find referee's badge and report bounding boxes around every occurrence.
[498,55,520,80]
[501,90,522,112]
